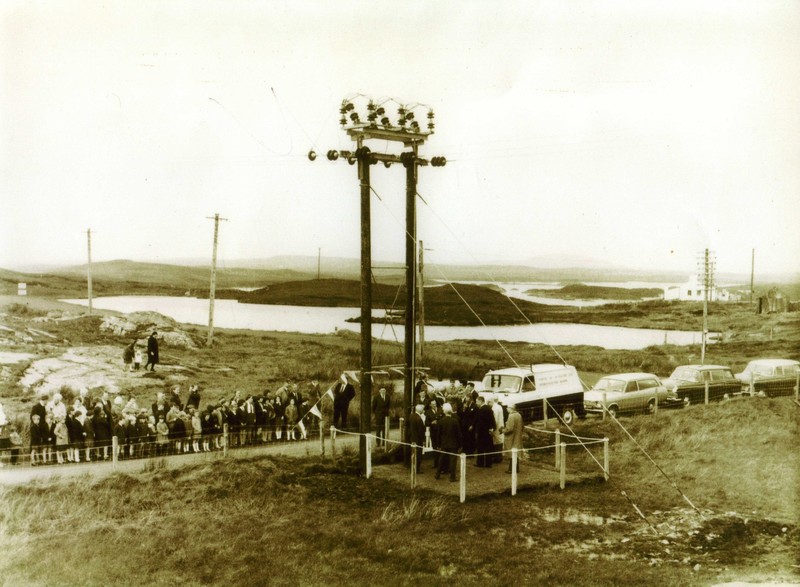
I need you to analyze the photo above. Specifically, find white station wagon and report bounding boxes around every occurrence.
[584,372,681,417]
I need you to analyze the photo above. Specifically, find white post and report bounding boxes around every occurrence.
[223,423,229,457]
[411,443,417,488]
[542,398,547,426]
[554,429,561,469]
[511,447,518,496]
[603,438,609,481]
[653,393,658,416]
[459,452,466,503]
[365,434,372,479]
[559,442,566,490]
[795,373,799,402]
[384,416,390,448]
[704,381,709,405]
[331,426,337,461]
[111,436,118,471]
[602,392,607,421]
[749,372,755,397]
[319,419,325,456]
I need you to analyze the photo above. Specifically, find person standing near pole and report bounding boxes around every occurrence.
[503,404,523,473]
[408,404,426,473]
[332,374,355,430]
[372,387,390,447]
[435,403,461,481]
[145,331,159,371]
[474,396,495,468]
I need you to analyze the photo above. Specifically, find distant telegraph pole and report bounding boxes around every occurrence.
[750,248,755,304]
[697,248,716,364]
[206,213,228,348]
[317,247,321,280]
[86,228,93,316]
[310,96,445,474]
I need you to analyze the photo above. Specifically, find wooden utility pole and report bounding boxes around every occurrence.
[206,213,228,348]
[750,248,755,304]
[417,240,425,364]
[403,147,418,425]
[358,143,373,475]
[699,248,715,364]
[86,228,93,316]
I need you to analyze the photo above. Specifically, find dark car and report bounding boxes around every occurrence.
[735,359,800,397]
[663,365,740,406]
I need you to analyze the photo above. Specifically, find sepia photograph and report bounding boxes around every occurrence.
[1,1,798,585]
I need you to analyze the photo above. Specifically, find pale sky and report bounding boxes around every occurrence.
[2,0,798,277]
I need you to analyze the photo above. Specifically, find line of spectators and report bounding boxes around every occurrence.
[4,380,335,467]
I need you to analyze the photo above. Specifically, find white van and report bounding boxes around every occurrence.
[479,363,586,424]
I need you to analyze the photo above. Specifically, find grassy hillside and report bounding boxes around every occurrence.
[0,399,796,586]
[526,283,664,300]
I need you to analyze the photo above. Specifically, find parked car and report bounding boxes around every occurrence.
[663,365,740,406]
[583,372,681,417]
[735,359,800,397]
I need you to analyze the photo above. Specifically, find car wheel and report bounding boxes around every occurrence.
[647,399,656,414]
[562,408,575,425]
[607,405,618,419]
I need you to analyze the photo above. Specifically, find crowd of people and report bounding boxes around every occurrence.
[408,375,525,479]
[7,380,338,467]
[1,373,526,478]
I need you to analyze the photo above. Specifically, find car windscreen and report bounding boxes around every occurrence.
[481,375,522,393]
[670,367,699,382]
[592,378,626,392]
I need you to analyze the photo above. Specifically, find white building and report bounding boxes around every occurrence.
[663,275,740,302]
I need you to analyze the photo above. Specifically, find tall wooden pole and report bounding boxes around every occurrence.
[701,248,709,364]
[750,248,755,304]
[358,144,373,475]
[418,240,425,365]
[206,213,227,348]
[403,148,417,426]
[86,228,93,316]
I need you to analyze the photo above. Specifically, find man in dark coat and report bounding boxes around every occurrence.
[474,396,496,468]
[145,331,159,371]
[435,403,462,481]
[408,404,426,473]
[332,375,356,429]
[459,391,478,456]
[371,387,391,446]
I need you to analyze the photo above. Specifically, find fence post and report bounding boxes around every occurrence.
[542,398,548,426]
[459,452,466,503]
[653,392,658,416]
[331,426,337,462]
[603,437,609,481]
[411,443,417,488]
[795,373,799,402]
[112,436,118,471]
[511,447,518,496]
[749,372,755,397]
[384,416,390,448]
[602,392,607,421]
[704,381,709,405]
[319,419,325,456]
[559,442,566,490]
[554,429,561,469]
[365,434,372,479]
[223,423,229,457]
